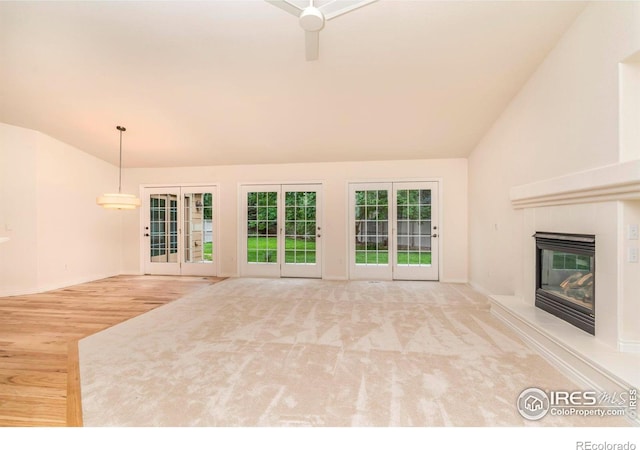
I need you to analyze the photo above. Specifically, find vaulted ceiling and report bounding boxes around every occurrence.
[0,1,586,167]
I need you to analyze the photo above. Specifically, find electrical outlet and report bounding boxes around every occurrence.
[629,224,639,240]
[629,247,639,263]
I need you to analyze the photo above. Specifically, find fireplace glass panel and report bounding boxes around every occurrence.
[540,249,594,312]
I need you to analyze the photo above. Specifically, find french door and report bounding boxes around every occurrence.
[240,184,322,278]
[143,186,217,276]
[349,182,439,281]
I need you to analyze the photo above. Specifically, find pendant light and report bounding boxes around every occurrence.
[96,126,141,210]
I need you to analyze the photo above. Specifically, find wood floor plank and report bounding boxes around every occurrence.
[66,341,82,427]
[0,369,66,392]
[0,395,67,425]
[0,275,224,427]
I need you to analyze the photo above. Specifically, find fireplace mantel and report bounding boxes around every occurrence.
[510,159,640,209]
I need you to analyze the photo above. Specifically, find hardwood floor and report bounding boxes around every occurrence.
[0,275,224,427]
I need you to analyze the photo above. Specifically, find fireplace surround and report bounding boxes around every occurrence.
[534,232,595,335]
[487,160,640,416]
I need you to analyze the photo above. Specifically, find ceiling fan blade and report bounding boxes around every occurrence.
[305,30,319,61]
[264,0,304,17]
[321,0,378,20]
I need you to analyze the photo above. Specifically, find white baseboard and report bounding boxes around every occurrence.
[0,272,119,297]
[468,281,492,297]
[0,287,39,297]
[439,278,469,284]
[322,276,348,281]
[217,272,237,278]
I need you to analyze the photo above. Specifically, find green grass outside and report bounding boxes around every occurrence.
[398,251,432,265]
[203,242,213,261]
[245,237,430,265]
[354,251,431,265]
[247,236,316,263]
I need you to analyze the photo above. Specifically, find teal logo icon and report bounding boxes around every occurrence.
[517,387,550,420]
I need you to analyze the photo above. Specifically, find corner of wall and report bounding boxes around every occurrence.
[0,122,123,296]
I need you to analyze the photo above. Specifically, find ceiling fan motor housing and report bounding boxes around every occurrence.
[299,7,325,31]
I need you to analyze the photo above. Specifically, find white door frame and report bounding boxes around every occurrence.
[349,182,393,280]
[141,185,219,276]
[180,186,219,276]
[281,184,322,279]
[239,185,282,278]
[392,181,439,281]
[239,183,323,279]
[143,187,181,275]
[348,181,440,281]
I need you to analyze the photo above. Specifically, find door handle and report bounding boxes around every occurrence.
[432,234,438,238]
[317,234,321,238]
[144,233,150,237]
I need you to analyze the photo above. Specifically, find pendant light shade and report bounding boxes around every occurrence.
[97,126,141,210]
[96,193,141,209]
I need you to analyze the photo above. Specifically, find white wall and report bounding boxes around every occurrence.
[0,123,122,296]
[621,201,640,350]
[468,2,640,348]
[122,158,468,282]
[0,124,39,294]
[620,52,640,162]
[469,2,640,295]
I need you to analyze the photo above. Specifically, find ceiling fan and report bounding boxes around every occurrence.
[265,0,378,61]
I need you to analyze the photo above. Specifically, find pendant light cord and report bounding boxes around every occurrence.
[96,125,139,209]
[116,125,126,194]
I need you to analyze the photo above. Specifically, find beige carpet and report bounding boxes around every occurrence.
[79,278,628,426]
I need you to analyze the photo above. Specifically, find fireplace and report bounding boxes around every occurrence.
[534,232,595,335]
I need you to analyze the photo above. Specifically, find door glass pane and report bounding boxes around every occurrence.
[397,189,431,266]
[284,191,317,264]
[150,196,165,261]
[169,198,178,261]
[183,193,213,264]
[150,194,178,263]
[355,190,389,265]
[247,191,278,263]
